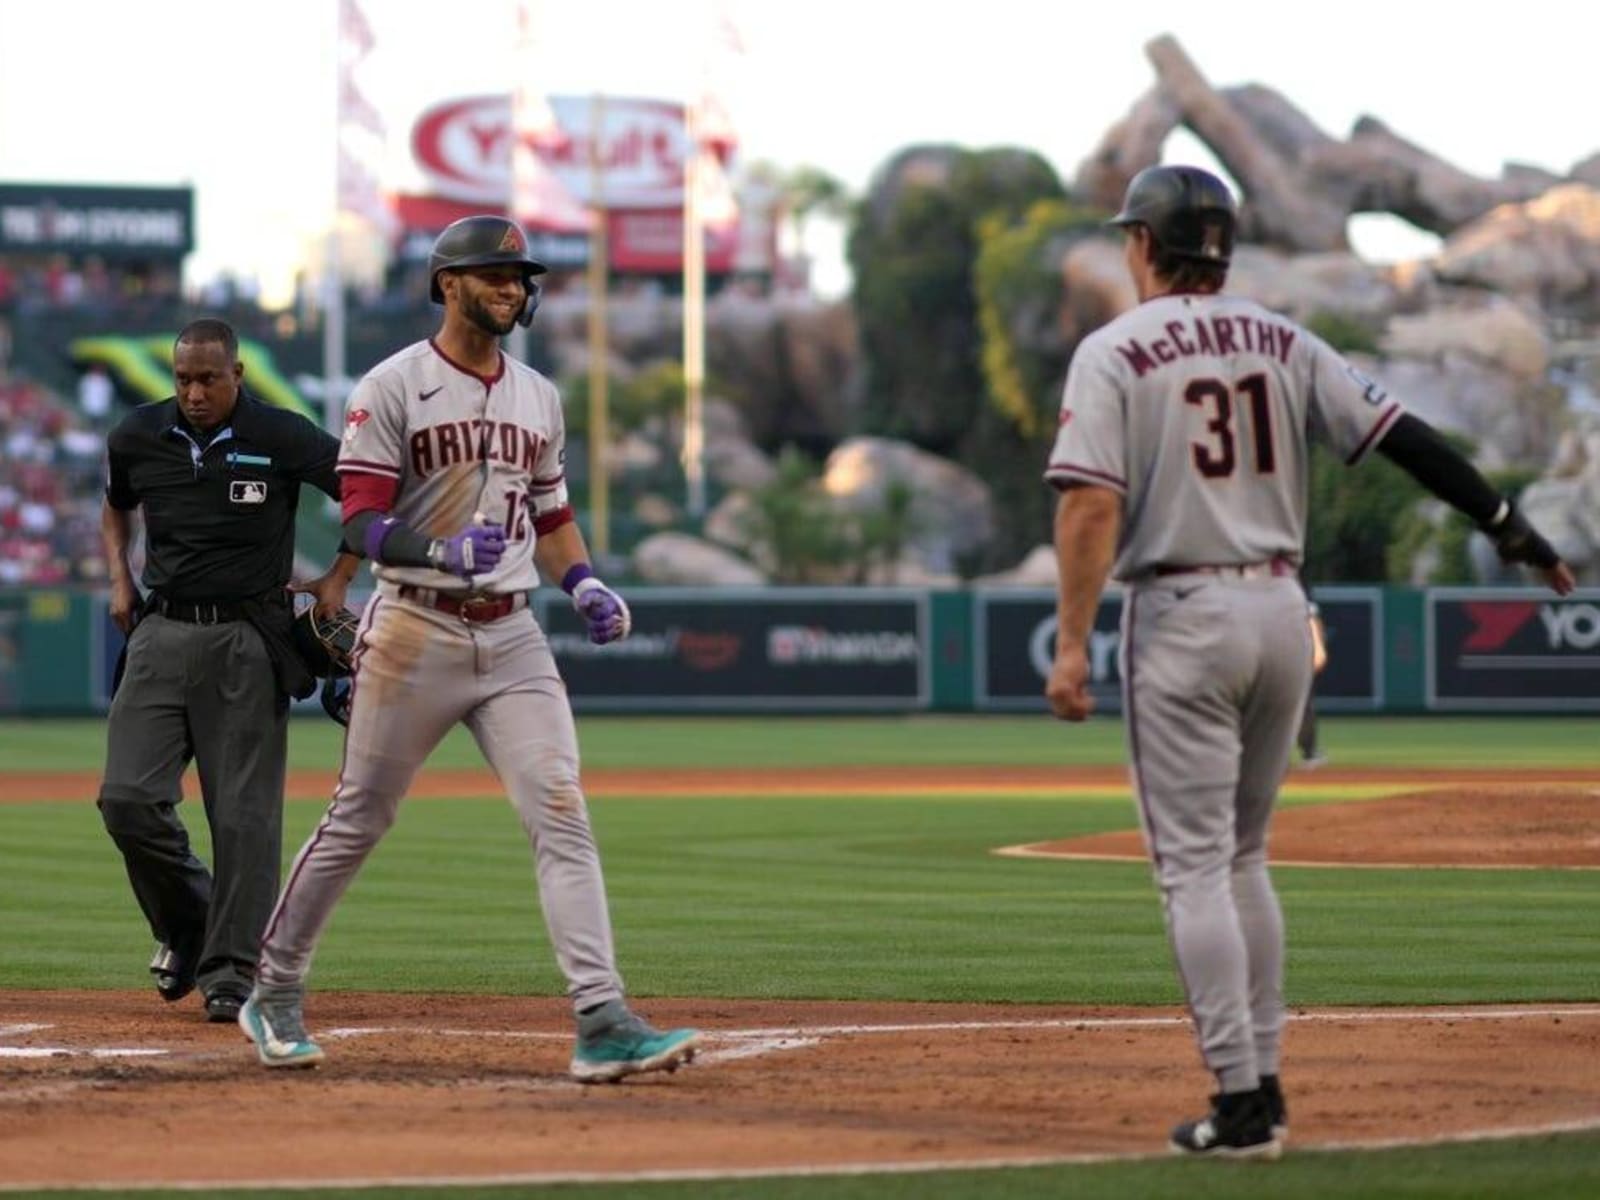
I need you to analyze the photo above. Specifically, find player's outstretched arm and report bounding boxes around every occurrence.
[1375,414,1575,596]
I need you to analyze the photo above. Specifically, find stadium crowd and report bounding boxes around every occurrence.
[0,376,109,586]
[0,256,183,319]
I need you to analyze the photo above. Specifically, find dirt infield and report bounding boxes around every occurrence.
[3,992,1599,1188]
[6,763,1600,802]
[3,764,1597,1187]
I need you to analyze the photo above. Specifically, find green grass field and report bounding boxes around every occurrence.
[6,713,1600,772]
[1,714,1597,1198]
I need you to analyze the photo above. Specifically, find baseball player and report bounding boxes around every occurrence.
[239,215,700,1082]
[1043,165,1574,1158]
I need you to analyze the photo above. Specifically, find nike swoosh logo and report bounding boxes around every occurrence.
[419,387,442,401]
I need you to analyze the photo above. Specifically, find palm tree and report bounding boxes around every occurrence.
[779,164,850,261]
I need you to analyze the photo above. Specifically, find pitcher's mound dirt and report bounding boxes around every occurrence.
[1009,788,1600,868]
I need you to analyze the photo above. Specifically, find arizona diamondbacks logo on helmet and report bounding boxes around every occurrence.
[426,214,548,326]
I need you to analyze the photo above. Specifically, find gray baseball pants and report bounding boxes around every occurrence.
[1121,575,1312,1094]
[256,589,624,1010]
[98,613,286,999]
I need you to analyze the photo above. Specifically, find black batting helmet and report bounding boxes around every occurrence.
[1108,165,1237,266]
[428,215,548,326]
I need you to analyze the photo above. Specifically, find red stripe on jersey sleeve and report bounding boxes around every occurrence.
[534,503,575,536]
[337,458,402,478]
[1345,401,1402,465]
[1044,462,1127,493]
[529,474,565,494]
[341,472,400,522]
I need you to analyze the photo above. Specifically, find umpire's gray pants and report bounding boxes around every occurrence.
[97,613,287,999]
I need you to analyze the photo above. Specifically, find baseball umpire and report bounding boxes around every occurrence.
[1044,165,1574,1158]
[98,318,360,1022]
[239,216,700,1082]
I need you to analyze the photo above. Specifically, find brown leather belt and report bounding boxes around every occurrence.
[1151,558,1296,580]
[398,586,526,623]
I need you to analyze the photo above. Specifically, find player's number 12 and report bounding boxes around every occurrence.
[502,489,532,541]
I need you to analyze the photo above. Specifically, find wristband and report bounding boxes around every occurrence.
[362,516,396,562]
[561,563,595,595]
[349,511,438,569]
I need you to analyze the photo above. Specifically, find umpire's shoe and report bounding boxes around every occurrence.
[569,999,700,1083]
[1169,1087,1282,1160]
[149,934,201,1004]
[203,989,246,1024]
[239,988,324,1069]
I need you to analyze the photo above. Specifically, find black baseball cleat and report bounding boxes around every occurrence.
[1260,1073,1289,1142]
[1169,1087,1283,1160]
[204,990,247,1023]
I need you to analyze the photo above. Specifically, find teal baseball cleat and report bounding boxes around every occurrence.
[239,990,325,1069]
[569,1000,700,1083]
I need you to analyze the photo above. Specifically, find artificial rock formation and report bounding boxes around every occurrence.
[1078,34,1576,255]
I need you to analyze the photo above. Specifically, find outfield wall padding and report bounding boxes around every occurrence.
[1,586,1595,716]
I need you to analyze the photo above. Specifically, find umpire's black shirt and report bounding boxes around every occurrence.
[105,393,342,601]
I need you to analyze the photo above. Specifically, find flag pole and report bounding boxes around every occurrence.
[587,93,610,557]
[505,2,532,364]
[682,98,707,520]
[323,3,346,435]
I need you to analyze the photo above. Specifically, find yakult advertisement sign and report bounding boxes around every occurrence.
[412,95,705,210]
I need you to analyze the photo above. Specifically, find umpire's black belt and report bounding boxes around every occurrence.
[150,595,245,624]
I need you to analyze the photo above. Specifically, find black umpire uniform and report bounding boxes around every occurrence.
[99,387,343,1015]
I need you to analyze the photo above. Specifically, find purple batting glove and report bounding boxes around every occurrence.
[432,524,507,578]
[571,577,632,645]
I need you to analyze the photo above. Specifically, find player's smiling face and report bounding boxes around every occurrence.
[454,266,526,337]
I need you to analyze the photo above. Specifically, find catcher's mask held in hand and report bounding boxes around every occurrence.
[320,675,352,726]
[292,605,359,679]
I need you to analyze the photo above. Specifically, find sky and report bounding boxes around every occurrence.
[2,0,1596,303]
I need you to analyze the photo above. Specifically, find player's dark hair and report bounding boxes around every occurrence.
[175,318,239,362]
[1149,239,1228,294]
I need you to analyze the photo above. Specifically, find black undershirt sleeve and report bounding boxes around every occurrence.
[343,510,438,569]
[1374,413,1503,527]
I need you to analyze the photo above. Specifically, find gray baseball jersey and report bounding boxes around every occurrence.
[1044,291,1403,1098]
[256,339,627,1018]
[1045,293,1402,580]
[337,338,569,591]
